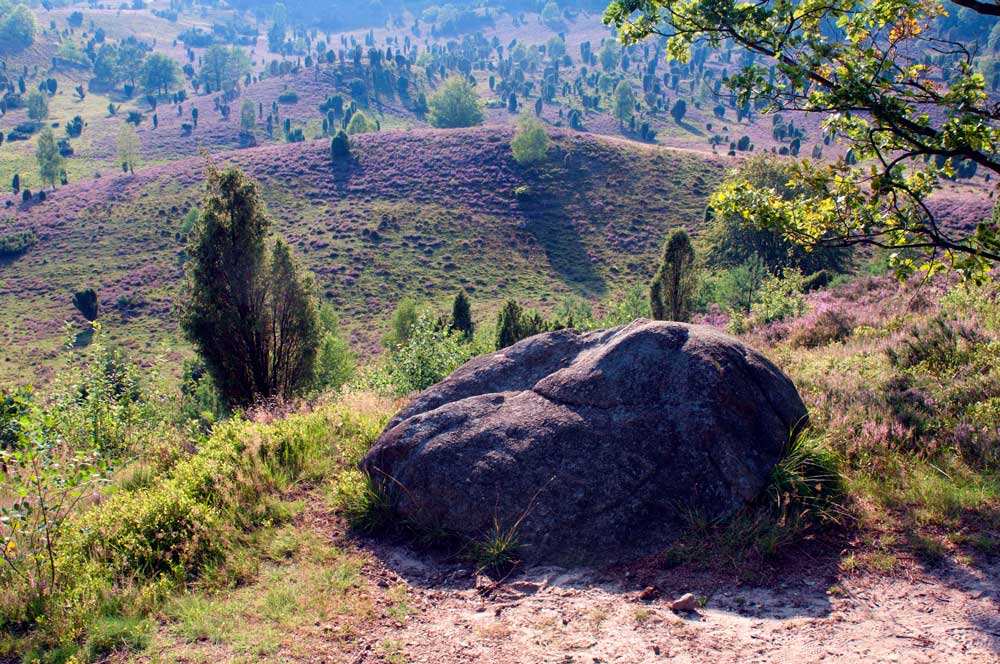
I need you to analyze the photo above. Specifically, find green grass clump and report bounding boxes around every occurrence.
[81,615,152,660]
[471,517,523,577]
[768,430,846,524]
[329,468,398,534]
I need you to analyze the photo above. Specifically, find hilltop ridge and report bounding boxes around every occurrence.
[0,126,726,381]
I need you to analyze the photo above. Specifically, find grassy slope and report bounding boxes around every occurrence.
[0,126,725,382]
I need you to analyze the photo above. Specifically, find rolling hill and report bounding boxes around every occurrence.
[0,126,727,382]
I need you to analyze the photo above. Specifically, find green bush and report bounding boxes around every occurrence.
[345,110,376,135]
[330,469,396,534]
[0,229,36,257]
[750,268,807,324]
[315,304,356,392]
[427,76,484,128]
[389,313,469,394]
[70,486,223,579]
[511,116,549,165]
[381,298,419,350]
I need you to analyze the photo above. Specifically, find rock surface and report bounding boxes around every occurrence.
[361,319,807,565]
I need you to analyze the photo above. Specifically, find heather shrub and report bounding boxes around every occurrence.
[791,308,855,348]
[887,316,979,371]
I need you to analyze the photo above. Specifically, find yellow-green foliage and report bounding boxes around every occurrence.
[68,488,222,580]
[3,392,393,660]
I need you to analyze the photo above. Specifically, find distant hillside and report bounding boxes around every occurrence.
[0,126,724,382]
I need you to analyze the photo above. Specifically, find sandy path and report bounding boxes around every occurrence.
[352,546,1000,664]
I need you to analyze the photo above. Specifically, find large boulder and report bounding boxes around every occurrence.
[361,319,807,565]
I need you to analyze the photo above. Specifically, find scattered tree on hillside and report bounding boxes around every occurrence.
[450,290,474,339]
[649,228,697,322]
[705,156,850,275]
[611,80,635,128]
[142,53,179,95]
[26,90,47,121]
[0,1,36,51]
[116,42,147,93]
[670,98,687,123]
[345,110,376,135]
[605,0,1000,279]
[382,298,419,350]
[240,99,256,134]
[180,165,320,407]
[331,130,350,160]
[599,40,620,71]
[116,123,141,175]
[427,75,484,128]
[35,129,63,189]
[200,45,251,93]
[72,288,98,322]
[511,115,550,165]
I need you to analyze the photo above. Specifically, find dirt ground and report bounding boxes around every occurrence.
[350,542,1000,664]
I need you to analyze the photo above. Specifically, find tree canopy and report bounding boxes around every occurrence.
[142,53,179,95]
[199,45,250,93]
[180,165,319,407]
[35,129,63,189]
[605,0,1000,280]
[511,115,550,165]
[0,1,35,51]
[427,75,484,128]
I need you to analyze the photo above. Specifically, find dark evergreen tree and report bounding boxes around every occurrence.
[72,288,98,322]
[180,165,320,407]
[495,299,523,349]
[450,290,473,338]
[649,228,697,322]
[331,130,350,160]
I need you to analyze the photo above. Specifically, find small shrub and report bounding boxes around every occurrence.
[887,316,978,370]
[791,309,855,348]
[751,269,806,324]
[69,486,223,579]
[0,230,37,258]
[511,115,549,165]
[767,431,845,523]
[389,313,469,394]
